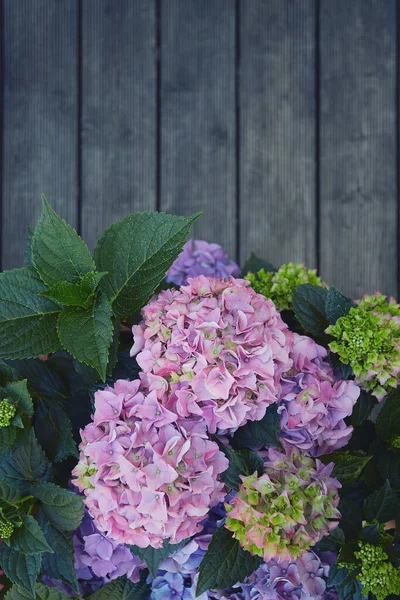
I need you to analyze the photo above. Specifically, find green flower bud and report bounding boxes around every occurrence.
[0,518,14,540]
[0,399,16,427]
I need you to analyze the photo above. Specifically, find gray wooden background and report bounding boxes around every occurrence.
[1,0,399,299]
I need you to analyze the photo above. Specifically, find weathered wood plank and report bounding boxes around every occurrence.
[319,0,398,298]
[2,0,78,269]
[239,0,316,268]
[81,0,156,250]
[159,0,236,259]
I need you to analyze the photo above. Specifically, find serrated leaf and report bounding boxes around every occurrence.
[94,211,201,318]
[88,574,151,600]
[5,583,72,600]
[328,563,349,587]
[292,284,330,339]
[37,511,78,594]
[6,380,34,416]
[0,430,51,493]
[0,361,19,386]
[0,426,18,455]
[0,268,61,359]
[7,359,69,403]
[320,451,371,485]
[241,252,276,276]
[34,400,78,463]
[337,579,366,600]
[10,515,53,555]
[325,286,356,325]
[196,526,263,595]
[0,544,41,598]
[350,390,377,427]
[364,480,400,523]
[213,438,264,491]
[230,404,281,450]
[360,523,380,545]
[0,479,21,505]
[32,195,96,287]
[40,272,107,308]
[376,389,400,442]
[57,292,113,380]
[130,537,189,578]
[30,481,84,531]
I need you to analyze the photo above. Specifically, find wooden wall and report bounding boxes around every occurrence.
[1,0,399,299]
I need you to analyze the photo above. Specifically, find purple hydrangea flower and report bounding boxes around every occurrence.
[166,240,240,286]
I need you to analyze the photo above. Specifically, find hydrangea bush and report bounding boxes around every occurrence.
[0,200,399,600]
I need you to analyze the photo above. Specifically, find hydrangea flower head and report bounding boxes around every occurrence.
[0,517,14,540]
[354,542,400,600]
[166,239,240,287]
[326,299,400,400]
[246,263,323,311]
[131,276,293,434]
[0,399,16,427]
[225,447,341,562]
[278,334,360,456]
[72,379,228,548]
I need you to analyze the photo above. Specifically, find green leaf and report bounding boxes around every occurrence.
[34,400,78,463]
[360,523,380,545]
[337,579,366,600]
[6,380,34,416]
[37,511,78,594]
[94,211,201,318]
[364,480,400,523]
[0,430,51,493]
[376,389,400,442]
[10,515,53,555]
[325,286,356,325]
[241,252,276,276]
[350,390,377,427]
[24,227,35,268]
[0,479,21,505]
[0,426,18,455]
[5,583,72,600]
[292,284,330,339]
[130,538,189,578]
[0,268,61,359]
[328,563,349,587]
[0,361,19,386]
[88,575,151,600]
[7,359,69,403]
[32,195,96,287]
[320,451,371,485]
[196,526,263,595]
[30,481,84,531]
[40,272,107,308]
[213,439,264,491]
[231,404,281,450]
[0,544,41,598]
[57,292,113,380]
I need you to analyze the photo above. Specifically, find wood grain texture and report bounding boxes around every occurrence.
[2,0,78,269]
[319,0,398,298]
[239,0,316,268]
[81,0,156,251]
[159,0,236,258]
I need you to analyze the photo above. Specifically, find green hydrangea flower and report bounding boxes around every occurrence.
[0,399,16,427]
[390,435,400,450]
[224,447,341,562]
[0,517,14,540]
[326,296,400,400]
[354,542,400,600]
[246,262,323,311]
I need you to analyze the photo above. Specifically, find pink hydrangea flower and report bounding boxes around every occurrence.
[278,334,360,456]
[166,239,240,286]
[131,276,293,434]
[72,379,228,548]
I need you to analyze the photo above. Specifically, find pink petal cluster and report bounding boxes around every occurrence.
[72,379,228,548]
[131,276,293,434]
[278,334,360,456]
[166,239,240,287]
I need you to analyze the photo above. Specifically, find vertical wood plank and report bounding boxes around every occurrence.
[81,0,156,250]
[320,0,398,298]
[239,0,316,268]
[2,0,78,269]
[160,0,236,258]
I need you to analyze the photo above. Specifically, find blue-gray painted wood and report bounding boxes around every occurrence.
[159,0,236,259]
[239,0,317,269]
[1,0,78,269]
[1,0,399,300]
[81,0,157,251]
[319,0,398,298]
